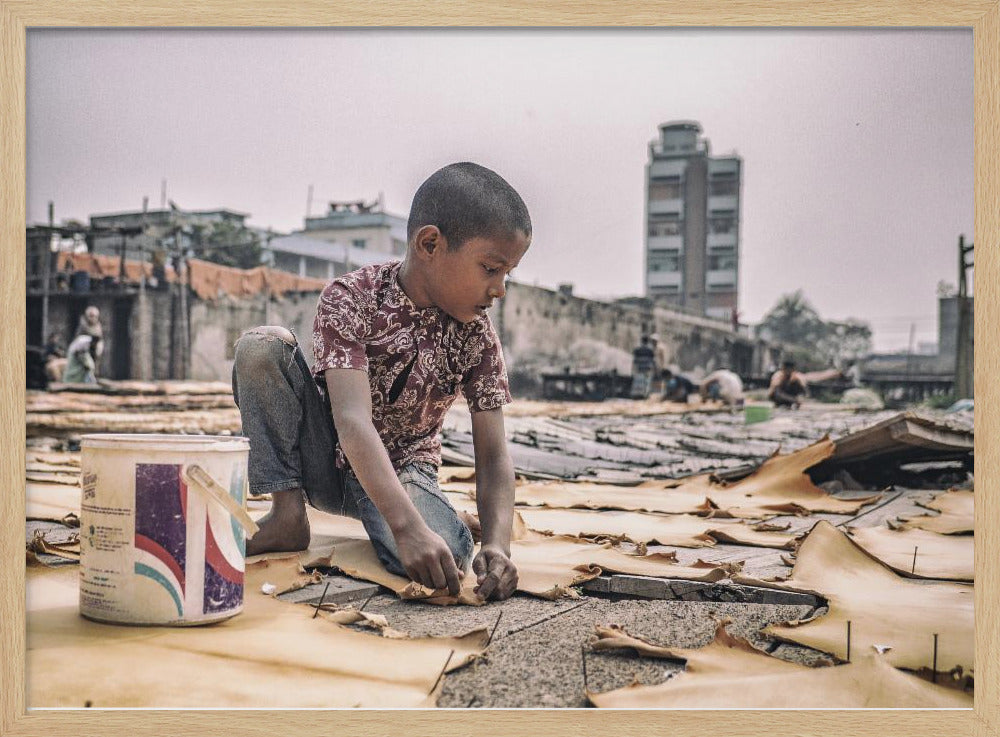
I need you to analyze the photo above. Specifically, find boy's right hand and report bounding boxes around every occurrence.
[394,523,464,596]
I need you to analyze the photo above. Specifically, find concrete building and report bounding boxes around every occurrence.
[266,233,388,280]
[644,121,741,322]
[303,199,408,258]
[89,207,250,258]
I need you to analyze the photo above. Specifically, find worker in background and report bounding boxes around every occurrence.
[768,359,808,408]
[699,368,745,408]
[62,334,101,384]
[843,361,862,387]
[662,367,698,403]
[76,305,105,360]
[44,332,66,383]
[629,335,656,399]
[649,333,670,394]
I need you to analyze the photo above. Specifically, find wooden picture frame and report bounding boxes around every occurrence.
[2,2,996,735]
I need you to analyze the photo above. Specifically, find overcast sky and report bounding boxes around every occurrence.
[26,29,973,351]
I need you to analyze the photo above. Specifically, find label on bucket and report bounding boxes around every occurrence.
[80,454,247,625]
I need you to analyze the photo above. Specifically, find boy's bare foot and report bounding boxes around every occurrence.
[246,488,311,556]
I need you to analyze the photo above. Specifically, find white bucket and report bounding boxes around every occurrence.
[79,434,256,626]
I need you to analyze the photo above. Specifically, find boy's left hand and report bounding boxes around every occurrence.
[472,545,518,600]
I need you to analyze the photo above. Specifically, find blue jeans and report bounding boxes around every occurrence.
[231,327,474,575]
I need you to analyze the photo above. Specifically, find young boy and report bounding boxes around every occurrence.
[232,162,530,602]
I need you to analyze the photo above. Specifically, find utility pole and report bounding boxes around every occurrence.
[306,184,314,219]
[954,235,974,398]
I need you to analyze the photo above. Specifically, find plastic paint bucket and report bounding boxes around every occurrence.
[79,434,255,626]
[744,402,774,425]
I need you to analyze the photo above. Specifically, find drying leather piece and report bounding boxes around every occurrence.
[899,490,974,535]
[27,562,486,707]
[513,507,797,549]
[693,437,880,517]
[309,526,735,604]
[458,439,877,520]
[586,623,972,708]
[512,478,714,516]
[246,554,322,595]
[849,525,973,581]
[734,521,973,675]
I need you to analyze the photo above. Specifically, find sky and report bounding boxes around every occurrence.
[26,29,973,352]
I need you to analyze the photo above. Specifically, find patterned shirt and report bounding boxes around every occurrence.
[312,261,511,470]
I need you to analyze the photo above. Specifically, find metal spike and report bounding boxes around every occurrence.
[312,581,332,619]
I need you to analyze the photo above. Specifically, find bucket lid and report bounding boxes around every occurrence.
[80,433,249,453]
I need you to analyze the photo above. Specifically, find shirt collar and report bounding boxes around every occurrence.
[387,261,443,324]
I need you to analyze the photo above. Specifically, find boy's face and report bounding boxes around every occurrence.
[423,230,530,323]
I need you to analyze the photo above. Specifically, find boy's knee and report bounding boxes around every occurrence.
[239,325,297,347]
[233,327,296,380]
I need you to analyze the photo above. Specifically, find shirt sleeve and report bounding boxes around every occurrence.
[311,279,371,379]
[461,318,512,413]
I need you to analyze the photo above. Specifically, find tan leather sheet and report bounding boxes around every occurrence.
[849,525,973,581]
[513,507,797,549]
[296,508,735,603]
[456,439,878,520]
[687,437,879,517]
[734,521,974,675]
[586,623,972,708]
[512,478,714,516]
[27,561,486,708]
[900,490,974,535]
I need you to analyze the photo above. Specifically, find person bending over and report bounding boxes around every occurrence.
[232,162,530,601]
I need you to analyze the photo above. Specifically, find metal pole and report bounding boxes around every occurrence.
[41,201,54,345]
[179,238,189,380]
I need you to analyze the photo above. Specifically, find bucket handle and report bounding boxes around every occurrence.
[182,464,260,538]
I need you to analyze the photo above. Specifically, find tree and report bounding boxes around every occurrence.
[756,290,826,346]
[757,291,872,366]
[190,220,263,270]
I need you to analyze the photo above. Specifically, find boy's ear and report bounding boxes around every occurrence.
[414,225,445,260]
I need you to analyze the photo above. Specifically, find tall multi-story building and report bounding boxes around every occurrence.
[644,121,741,321]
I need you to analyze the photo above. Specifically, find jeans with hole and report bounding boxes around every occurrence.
[231,327,474,573]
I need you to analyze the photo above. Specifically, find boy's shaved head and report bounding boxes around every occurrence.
[407,162,531,249]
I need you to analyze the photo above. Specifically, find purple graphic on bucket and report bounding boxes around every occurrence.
[203,463,245,614]
[134,463,187,616]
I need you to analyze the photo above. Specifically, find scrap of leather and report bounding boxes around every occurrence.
[309,526,734,604]
[849,525,973,581]
[27,563,486,708]
[246,554,323,595]
[586,622,972,708]
[899,490,974,534]
[26,529,80,564]
[733,521,973,675]
[512,507,797,548]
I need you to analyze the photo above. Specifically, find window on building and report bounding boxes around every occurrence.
[648,252,681,272]
[707,282,736,292]
[709,173,738,196]
[352,239,367,250]
[648,216,682,237]
[391,238,406,255]
[649,178,682,200]
[708,254,737,271]
[709,210,737,234]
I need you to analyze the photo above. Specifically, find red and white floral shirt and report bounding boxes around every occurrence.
[312,261,511,470]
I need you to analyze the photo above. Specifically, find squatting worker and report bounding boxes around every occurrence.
[232,162,529,601]
[768,359,808,409]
